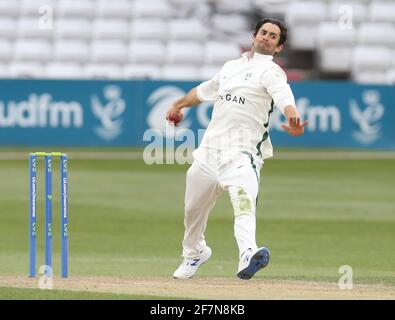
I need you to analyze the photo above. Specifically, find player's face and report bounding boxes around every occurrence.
[253,23,283,56]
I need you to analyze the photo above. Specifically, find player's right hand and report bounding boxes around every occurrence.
[166,108,183,126]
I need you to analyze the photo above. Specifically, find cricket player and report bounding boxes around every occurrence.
[167,18,308,280]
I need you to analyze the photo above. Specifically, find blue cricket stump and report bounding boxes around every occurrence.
[29,154,37,278]
[29,152,69,278]
[45,154,53,277]
[60,154,69,278]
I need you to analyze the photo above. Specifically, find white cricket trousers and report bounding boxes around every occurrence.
[181,147,263,259]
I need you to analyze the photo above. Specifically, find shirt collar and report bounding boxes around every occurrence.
[242,51,273,62]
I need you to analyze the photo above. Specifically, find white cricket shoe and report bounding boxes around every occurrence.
[237,247,270,280]
[173,246,212,279]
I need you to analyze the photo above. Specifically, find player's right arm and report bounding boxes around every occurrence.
[166,72,221,121]
[165,87,200,122]
[167,87,200,113]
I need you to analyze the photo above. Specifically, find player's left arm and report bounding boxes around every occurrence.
[281,105,308,137]
[262,66,308,137]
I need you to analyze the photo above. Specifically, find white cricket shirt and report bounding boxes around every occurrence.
[196,51,295,159]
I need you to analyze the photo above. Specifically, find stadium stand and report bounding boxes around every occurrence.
[0,0,393,84]
[123,63,161,79]
[129,40,166,64]
[284,0,395,84]
[45,62,84,79]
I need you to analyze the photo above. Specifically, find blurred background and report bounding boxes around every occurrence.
[0,0,394,83]
[0,0,394,149]
[0,1,394,298]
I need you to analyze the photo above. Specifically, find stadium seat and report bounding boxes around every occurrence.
[53,40,90,62]
[369,1,395,23]
[327,1,368,24]
[0,63,9,77]
[20,0,55,16]
[215,0,254,14]
[317,22,356,47]
[253,0,289,16]
[84,63,123,79]
[352,46,392,71]
[169,0,211,20]
[211,14,250,34]
[288,24,321,51]
[96,0,134,18]
[357,23,395,47]
[13,40,52,62]
[91,40,128,63]
[168,19,208,41]
[318,47,353,72]
[169,0,212,4]
[285,1,328,50]
[0,18,17,39]
[286,1,327,25]
[58,0,95,18]
[17,17,53,39]
[204,41,241,64]
[0,1,21,17]
[161,65,200,80]
[229,31,254,49]
[9,62,45,78]
[132,0,172,18]
[55,18,93,39]
[167,41,204,64]
[92,19,130,40]
[130,19,169,41]
[0,39,13,62]
[129,41,166,64]
[317,21,356,70]
[123,64,161,79]
[45,62,84,79]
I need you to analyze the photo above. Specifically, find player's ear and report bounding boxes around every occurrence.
[274,44,283,54]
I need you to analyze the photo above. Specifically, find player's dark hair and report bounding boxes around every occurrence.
[253,18,287,46]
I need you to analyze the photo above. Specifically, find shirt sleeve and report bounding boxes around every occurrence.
[260,65,296,114]
[196,72,220,102]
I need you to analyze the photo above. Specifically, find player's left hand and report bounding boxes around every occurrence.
[281,117,308,136]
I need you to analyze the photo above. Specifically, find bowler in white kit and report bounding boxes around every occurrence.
[167,18,308,280]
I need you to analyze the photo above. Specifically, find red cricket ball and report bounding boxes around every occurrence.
[168,111,182,125]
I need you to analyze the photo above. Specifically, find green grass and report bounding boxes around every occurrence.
[0,287,179,300]
[1,152,395,299]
